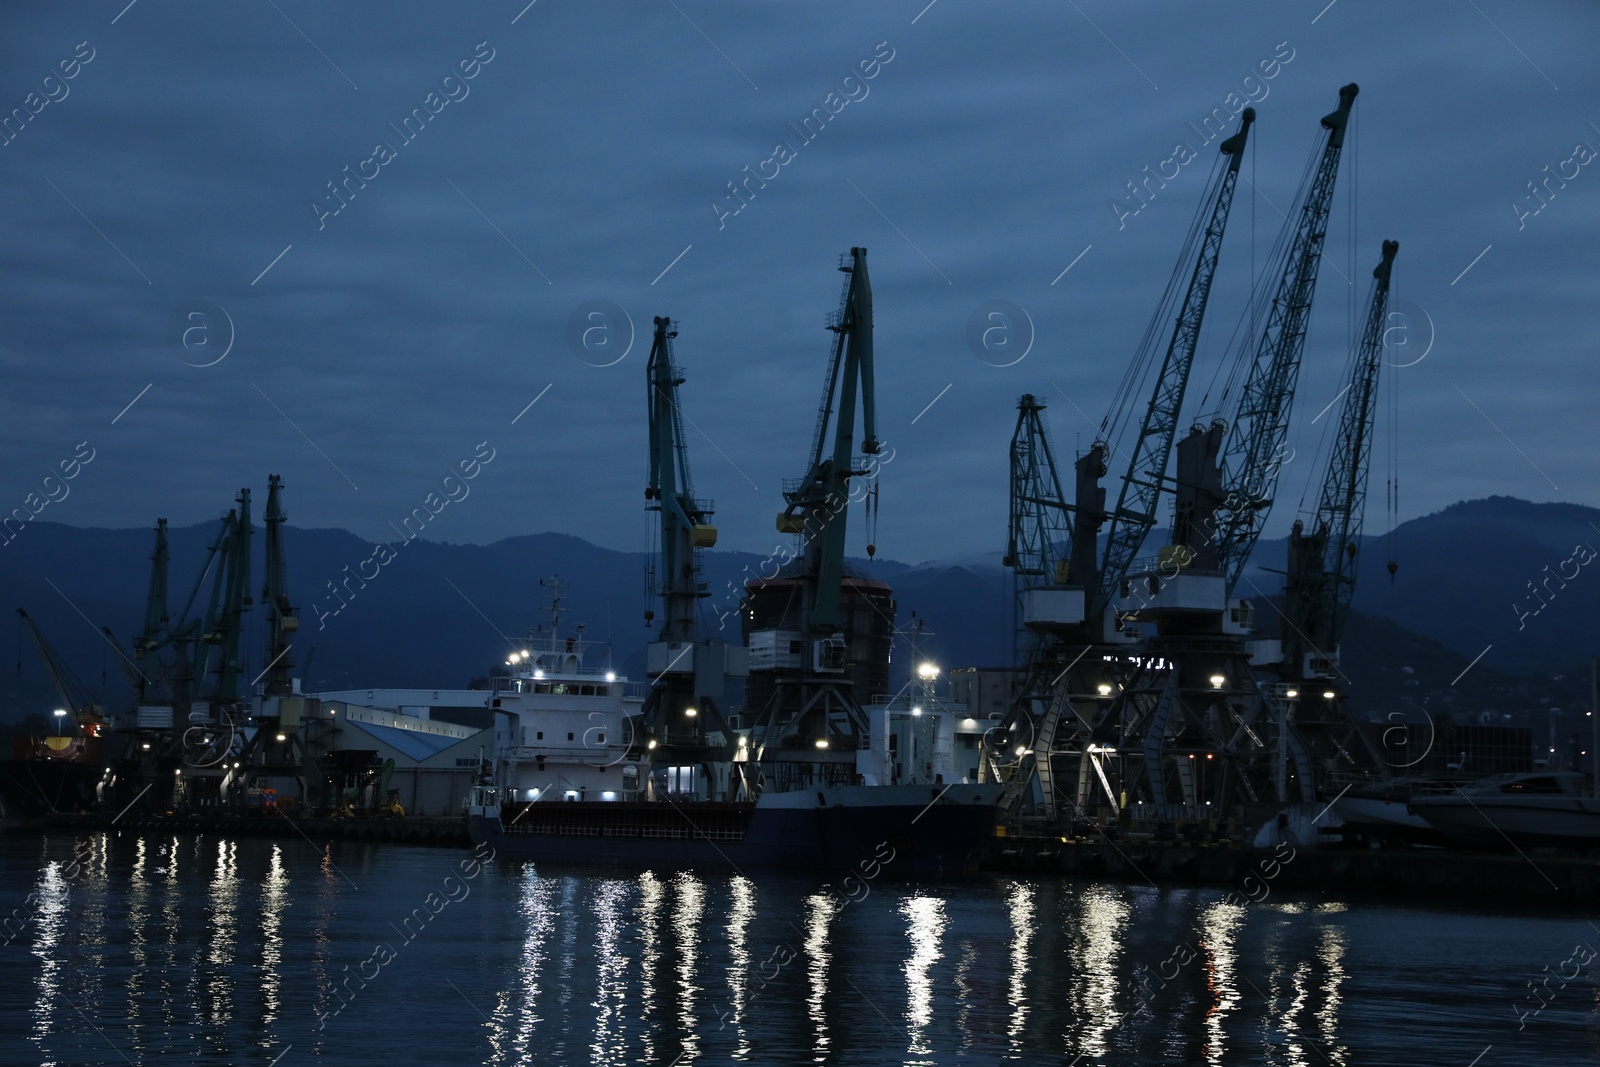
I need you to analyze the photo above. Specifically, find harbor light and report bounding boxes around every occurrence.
[738,736,748,746]
[685,707,698,718]
[647,739,658,750]
[1097,684,1112,696]
[1322,690,1336,700]
[917,662,940,680]
[275,733,287,742]
[605,671,616,683]
[141,743,151,750]
[1286,689,1299,698]
[1209,674,1226,689]
[814,739,829,749]
[912,706,923,717]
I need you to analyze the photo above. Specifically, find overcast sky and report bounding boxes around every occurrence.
[1,0,1595,567]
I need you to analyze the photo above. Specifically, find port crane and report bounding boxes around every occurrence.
[639,317,744,799]
[15,608,106,735]
[1094,84,1360,817]
[108,488,264,810]
[744,247,887,791]
[188,492,252,740]
[987,108,1254,821]
[1213,84,1360,595]
[233,475,312,804]
[1271,241,1400,775]
[1282,241,1397,678]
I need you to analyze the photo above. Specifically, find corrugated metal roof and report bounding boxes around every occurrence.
[344,719,469,763]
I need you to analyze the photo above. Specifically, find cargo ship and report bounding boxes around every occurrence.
[460,616,1003,875]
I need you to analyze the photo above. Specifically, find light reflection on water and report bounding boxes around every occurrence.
[1003,881,1035,1060]
[2,833,1596,1066]
[723,875,756,1060]
[671,873,704,1063]
[902,895,946,1063]
[1199,896,1243,1064]
[1072,883,1132,1059]
[802,891,837,1063]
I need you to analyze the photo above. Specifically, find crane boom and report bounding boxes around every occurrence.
[1216,83,1358,595]
[1006,396,1072,582]
[1285,239,1397,666]
[1004,395,1072,658]
[136,518,170,699]
[194,490,251,709]
[16,609,93,720]
[1094,109,1254,616]
[640,317,739,789]
[777,246,878,634]
[647,317,716,642]
[261,475,297,697]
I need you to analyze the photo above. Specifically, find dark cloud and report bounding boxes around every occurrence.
[0,0,1594,567]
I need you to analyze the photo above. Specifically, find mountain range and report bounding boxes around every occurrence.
[2,496,1594,723]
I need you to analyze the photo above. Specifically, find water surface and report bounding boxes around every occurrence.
[1,832,1595,1064]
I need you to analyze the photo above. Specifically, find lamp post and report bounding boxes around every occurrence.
[53,709,67,737]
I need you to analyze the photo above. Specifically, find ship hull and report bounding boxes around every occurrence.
[468,783,1003,875]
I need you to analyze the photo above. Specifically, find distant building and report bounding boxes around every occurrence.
[308,697,493,816]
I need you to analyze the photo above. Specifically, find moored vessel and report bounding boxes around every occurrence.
[1407,771,1600,848]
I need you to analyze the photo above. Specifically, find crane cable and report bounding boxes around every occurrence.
[1196,133,1322,418]
[1386,255,1400,582]
[1097,149,1231,456]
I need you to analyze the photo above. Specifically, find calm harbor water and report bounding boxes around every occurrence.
[1,832,1596,1065]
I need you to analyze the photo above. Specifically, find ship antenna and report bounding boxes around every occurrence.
[539,575,566,636]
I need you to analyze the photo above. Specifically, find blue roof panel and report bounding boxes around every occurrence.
[345,719,468,763]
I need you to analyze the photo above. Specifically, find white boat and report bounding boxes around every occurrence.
[1407,771,1600,848]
